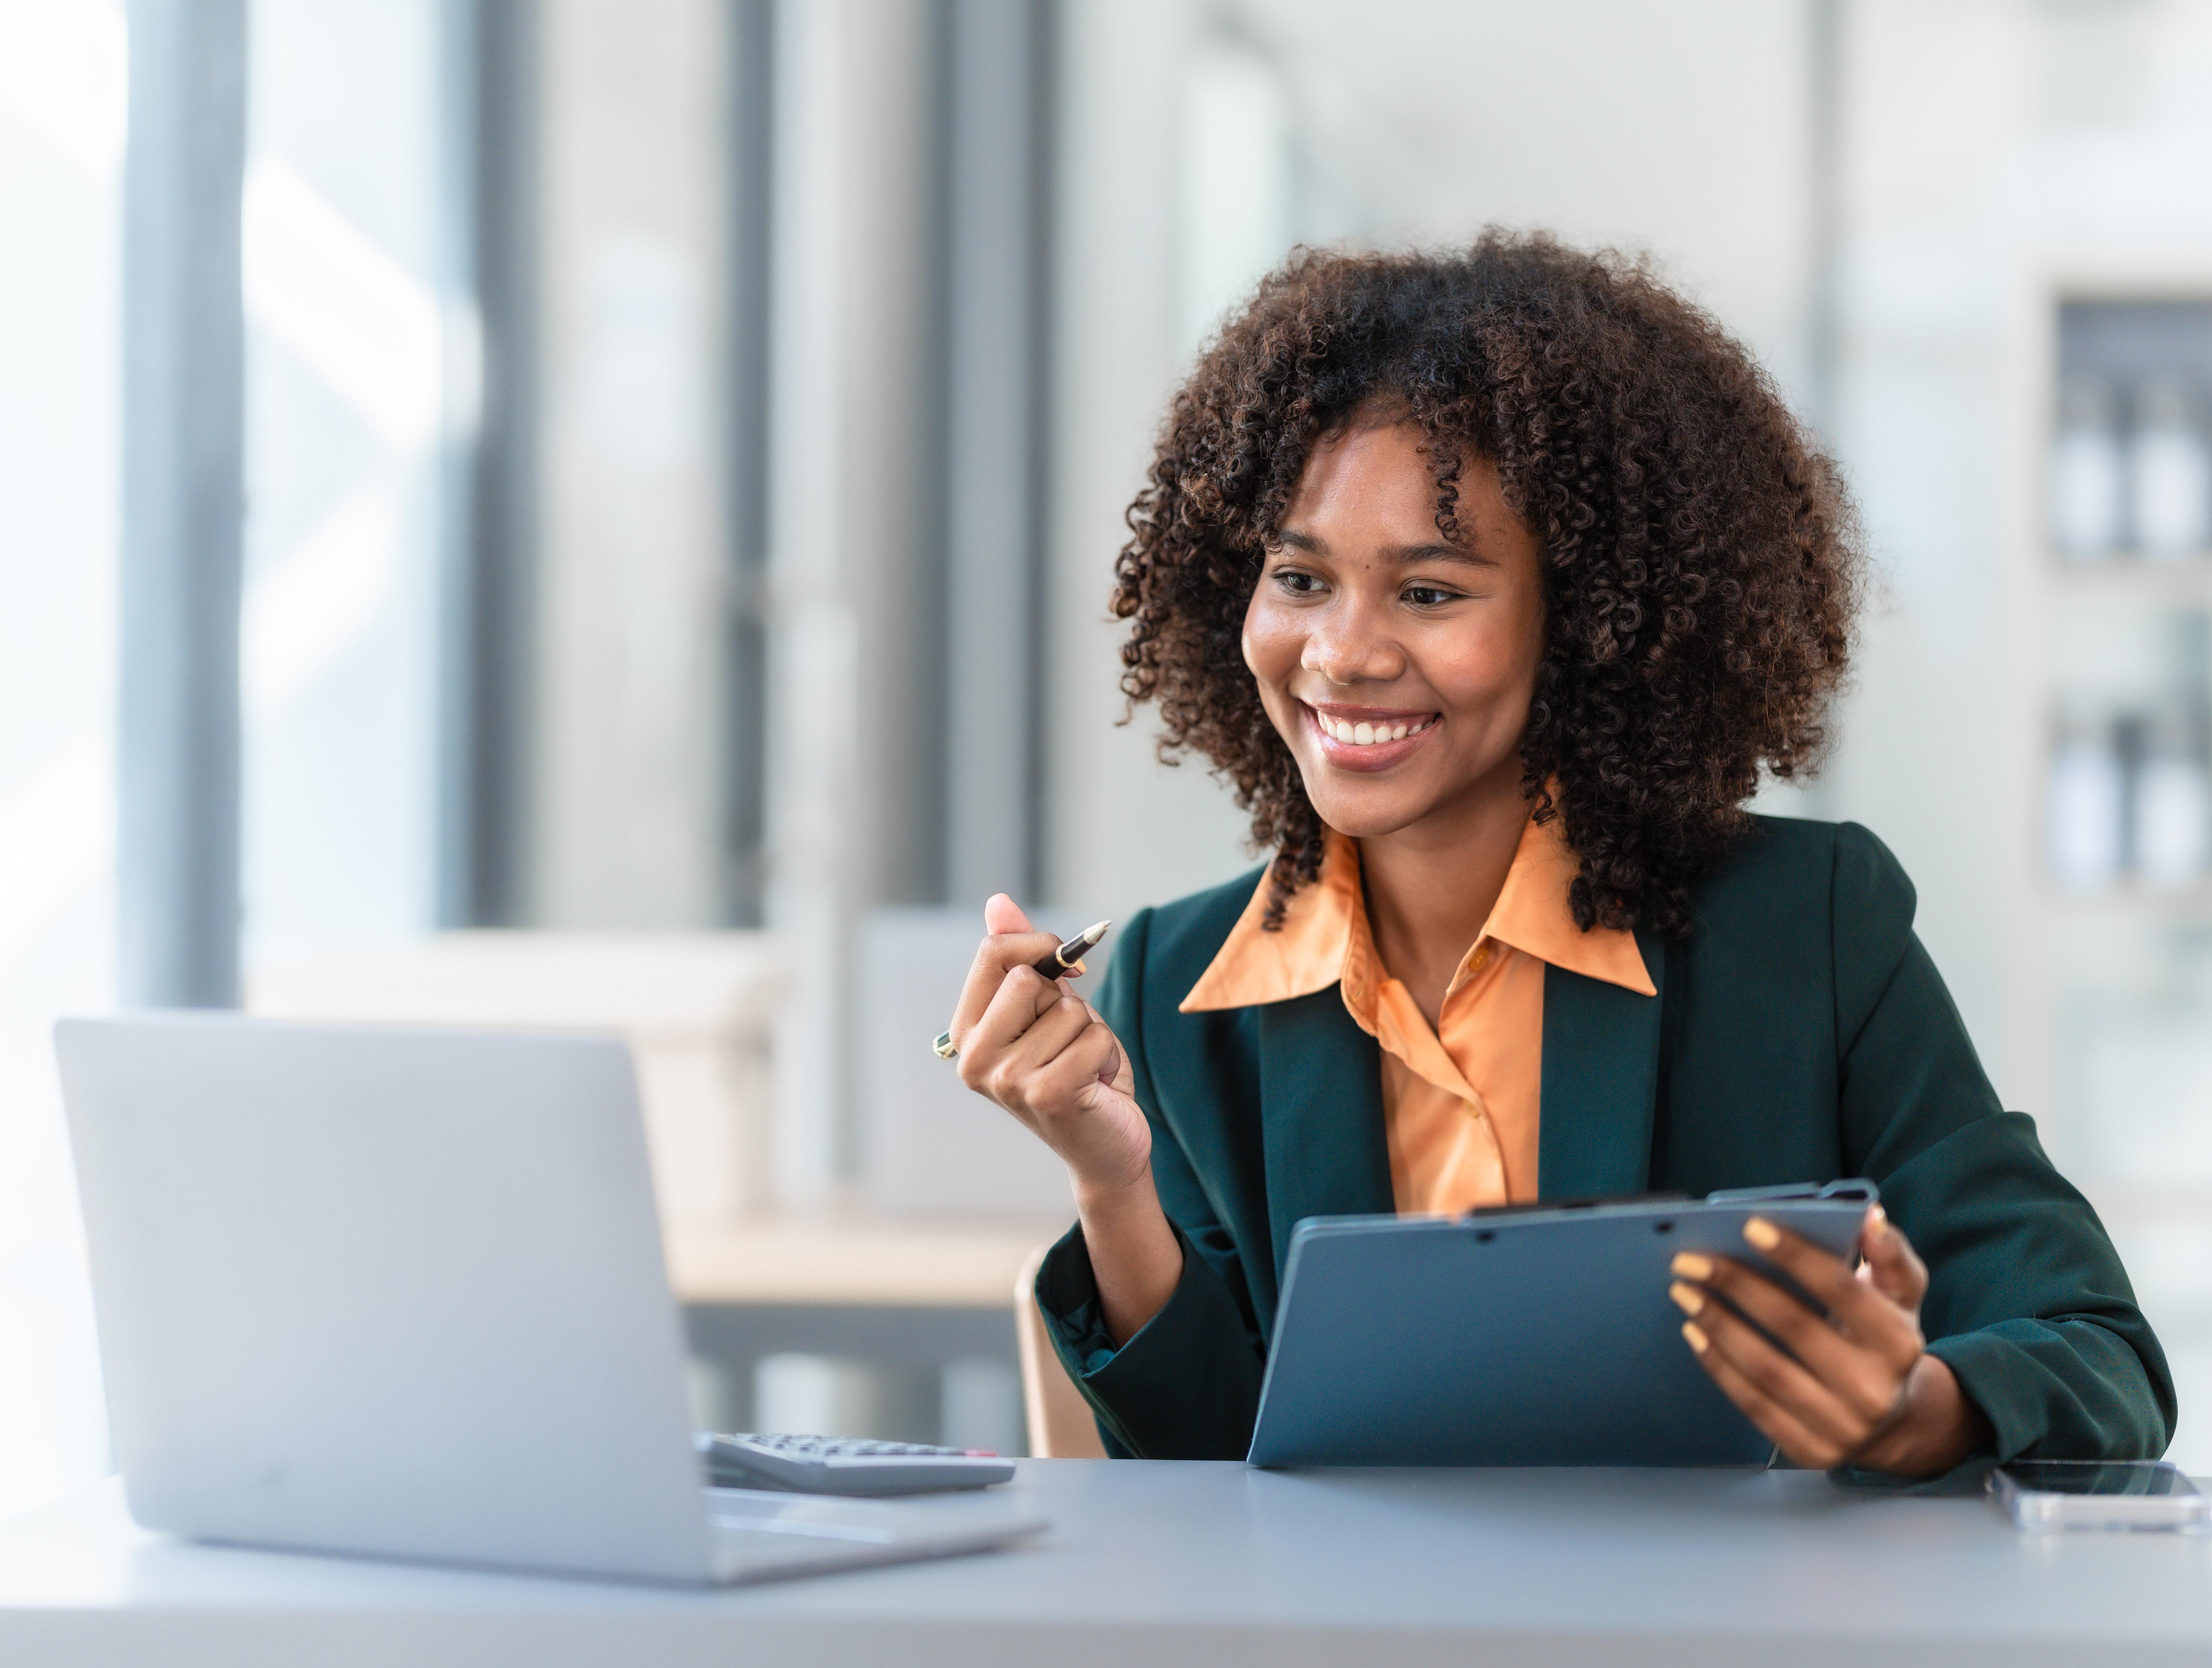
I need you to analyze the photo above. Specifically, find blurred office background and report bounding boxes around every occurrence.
[6,0,2212,1507]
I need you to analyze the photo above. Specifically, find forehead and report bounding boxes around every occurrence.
[1274,420,1538,576]
[1284,421,1442,526]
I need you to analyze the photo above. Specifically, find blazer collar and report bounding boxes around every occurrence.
[1537,928,1667,1200]
[1254,988,1393,1319]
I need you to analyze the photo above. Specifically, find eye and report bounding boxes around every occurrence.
[1272,567,1327,596]
[1403,583,1461,607]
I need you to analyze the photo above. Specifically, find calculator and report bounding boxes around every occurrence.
[696,1432,1018,1496]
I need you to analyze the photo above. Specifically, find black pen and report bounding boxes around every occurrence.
[1030,918,1111,981]
[933,920,1112,1059]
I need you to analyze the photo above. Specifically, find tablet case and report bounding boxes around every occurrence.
[1245,1182,1876,1467]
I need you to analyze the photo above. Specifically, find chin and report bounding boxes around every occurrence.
[1303,788,1429,841]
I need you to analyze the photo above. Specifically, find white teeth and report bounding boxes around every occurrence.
[1318,713,1433,746]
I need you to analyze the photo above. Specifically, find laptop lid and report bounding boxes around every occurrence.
[56,1014,716,1583]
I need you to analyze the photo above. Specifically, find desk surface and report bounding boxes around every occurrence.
[3,1463,2209,1668]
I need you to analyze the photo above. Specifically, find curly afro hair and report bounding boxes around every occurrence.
[1111,232,1862,937]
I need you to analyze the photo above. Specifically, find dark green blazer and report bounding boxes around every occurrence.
[1036,815,2175,1464]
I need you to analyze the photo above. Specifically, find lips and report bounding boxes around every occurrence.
[1302,702,1439,770]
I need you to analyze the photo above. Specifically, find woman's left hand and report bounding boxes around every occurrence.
[1669,1205,1992,1476]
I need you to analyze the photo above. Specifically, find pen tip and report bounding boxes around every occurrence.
[1081,919,1111,944]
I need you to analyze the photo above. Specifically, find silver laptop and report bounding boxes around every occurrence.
[54,1013,1046,1585]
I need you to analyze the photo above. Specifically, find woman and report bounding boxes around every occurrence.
[946,234,2172,1472]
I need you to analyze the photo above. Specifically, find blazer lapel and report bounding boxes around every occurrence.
[1539,931,1665,1200]
[1255,987,1393,1308]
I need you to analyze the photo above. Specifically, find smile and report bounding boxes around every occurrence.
[1302,702,1440,766]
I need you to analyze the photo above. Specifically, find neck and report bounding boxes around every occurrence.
[1356,768,1534,1028]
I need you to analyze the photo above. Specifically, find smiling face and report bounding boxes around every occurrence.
[1241,418,1547,843]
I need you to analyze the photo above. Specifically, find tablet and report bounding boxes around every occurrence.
[1245,1181,1876,1468]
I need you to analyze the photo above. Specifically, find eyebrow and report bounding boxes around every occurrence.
[1274,528,1498,568]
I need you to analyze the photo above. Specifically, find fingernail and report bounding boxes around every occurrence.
[1869,1204,1889,1234]
[1743,1216,1781,1251]
[1668,1280,1705,1317]
[1682,1321,1710,1354]
[1669,1252,1715,1281]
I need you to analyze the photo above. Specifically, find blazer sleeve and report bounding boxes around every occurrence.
[1830,822,2176,1462]
[1030,906,1271,1459]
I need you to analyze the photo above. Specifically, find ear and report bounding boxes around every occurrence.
[983,893,1034,935]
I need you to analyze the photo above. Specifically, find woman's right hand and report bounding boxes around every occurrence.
[948,895,1183,1345]
[947,893,1151,1197]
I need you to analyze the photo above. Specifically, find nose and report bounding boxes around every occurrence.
[1301,594,1406,687]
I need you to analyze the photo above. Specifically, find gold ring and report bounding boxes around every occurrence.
[932,1030,958,1061]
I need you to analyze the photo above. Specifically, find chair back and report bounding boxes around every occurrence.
[1013,1244,1108,1458]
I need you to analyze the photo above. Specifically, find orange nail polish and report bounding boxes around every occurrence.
[1743,1216,1781,1251]
[1682,1321,1710,1353]
[1669,1251,1715,1281]
[1668,1280,1705,1317]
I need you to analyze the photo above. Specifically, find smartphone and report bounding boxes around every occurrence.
[1989,1461,2207,1532]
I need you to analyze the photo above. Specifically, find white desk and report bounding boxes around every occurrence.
[3,1462,2208,1667]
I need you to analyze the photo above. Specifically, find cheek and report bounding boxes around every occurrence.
[1427,609,1544,712]
[1241,593,1298,687]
